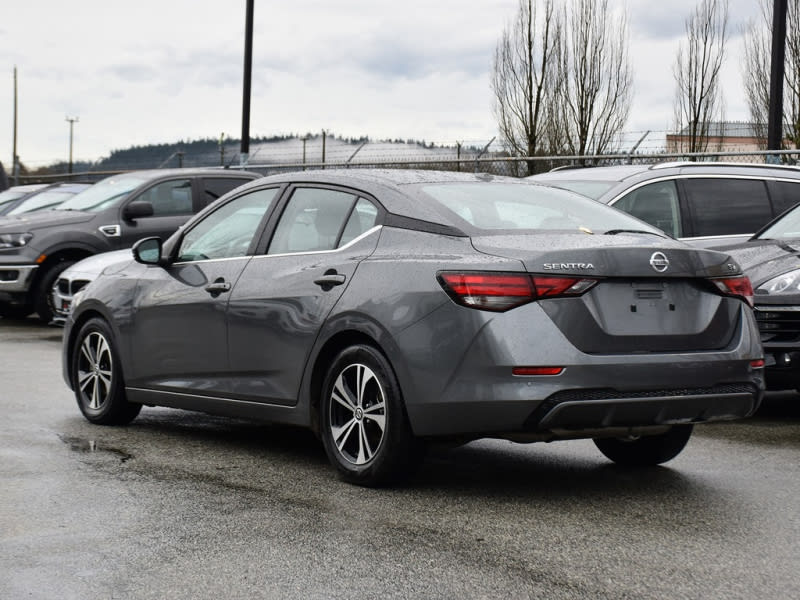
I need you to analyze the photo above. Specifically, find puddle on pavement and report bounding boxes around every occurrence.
[58,434,134,463]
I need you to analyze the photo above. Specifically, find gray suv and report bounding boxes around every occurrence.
[530,162,800,248]
[0,168,258,322]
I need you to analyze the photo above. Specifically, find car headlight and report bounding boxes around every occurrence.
[0,232,33,249]
[756,269,800,295]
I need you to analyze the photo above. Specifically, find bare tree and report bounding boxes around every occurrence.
[672,0,729,155]
[743,0,800,149]
[557,0,632,157]
[491,0,562,174]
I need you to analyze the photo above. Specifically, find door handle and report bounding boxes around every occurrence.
[314,272,346,291]
[205,279,231,296]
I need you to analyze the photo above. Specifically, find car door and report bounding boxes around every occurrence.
[126,187,280,394]
[117,177,197,248]
[226,186,382,405]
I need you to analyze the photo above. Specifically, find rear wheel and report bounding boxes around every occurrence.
[34,259,76,323]
[320,344,423,486]
[593,425,693,466]
[71,317,141,425]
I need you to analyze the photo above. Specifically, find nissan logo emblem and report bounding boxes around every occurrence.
[650,252,669,273]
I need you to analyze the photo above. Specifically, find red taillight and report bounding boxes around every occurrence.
[712,276,754,308]
[512,367,564,376]
[437,272,597,312]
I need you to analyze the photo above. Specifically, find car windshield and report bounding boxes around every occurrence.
[421,182,662,234]
[7,190,75,215]
[56,174,148,212]
[543,180,617,200]
[757,204,800,240]
[0,189,30,209]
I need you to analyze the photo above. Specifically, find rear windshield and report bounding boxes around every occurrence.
[757,204,800,240]
[420,182,662,234]
[544,180,616,200]
[56,174,149,212]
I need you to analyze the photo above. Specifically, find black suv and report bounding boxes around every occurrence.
[0,168,258,322]
[530,162,800,248]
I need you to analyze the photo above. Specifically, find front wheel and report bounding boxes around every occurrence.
[34,260,76,323]
[593,425,693,466]
[320,344,423,486]
[71,317,141,425]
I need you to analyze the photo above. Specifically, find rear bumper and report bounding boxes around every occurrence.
[397,300,764,438]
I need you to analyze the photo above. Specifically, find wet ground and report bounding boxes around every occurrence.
[1,318,798,599]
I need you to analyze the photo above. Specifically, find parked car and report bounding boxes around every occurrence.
[51,250,130,325]
[0,168,259,322]
[716,202,800,391]
[529,162,800,248]
[62,169,764,486]
[1,182,92,216]
[0,184,49,214]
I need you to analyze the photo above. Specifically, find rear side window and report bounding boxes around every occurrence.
[682,178,772,237]
[202,177,251,206]
[268,188,358,254]
[769,180,800,215]
[612,180,681,237]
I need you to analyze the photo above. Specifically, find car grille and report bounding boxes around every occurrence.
[755,305,800,343]
[57,278,90,296]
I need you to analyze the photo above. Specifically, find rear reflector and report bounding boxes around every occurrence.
[438,271,597,312]
[512,367,564,376]
[711,276,754,308]
[750,359,765,368]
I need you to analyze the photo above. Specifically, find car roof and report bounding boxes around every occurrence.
[101,168,260,182]
[532,161,800,184]
[236,168,532,223]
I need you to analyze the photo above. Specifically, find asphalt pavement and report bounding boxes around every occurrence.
[1,318,798,599]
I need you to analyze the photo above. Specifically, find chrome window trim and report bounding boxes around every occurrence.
[171,225,382,265]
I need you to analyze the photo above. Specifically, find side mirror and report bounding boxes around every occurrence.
[132,237,163,265]
[123,201,154,221]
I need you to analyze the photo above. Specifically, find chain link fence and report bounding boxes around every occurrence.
[15,143,800,184]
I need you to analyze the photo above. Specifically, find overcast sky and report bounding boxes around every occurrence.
[0,0,763,168]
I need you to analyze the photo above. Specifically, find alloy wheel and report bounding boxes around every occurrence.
[329,363,387,465]
[76,331,114,410]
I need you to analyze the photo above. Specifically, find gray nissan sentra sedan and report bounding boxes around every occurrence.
[62,170,764,486]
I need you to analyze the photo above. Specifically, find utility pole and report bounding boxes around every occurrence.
[767,0,788,159]
[219,132,225,166]
[12,66,18,184]
[302,135,308,171]
[322,130,327,169]
[240,0,254,166]
[65,116,79,175]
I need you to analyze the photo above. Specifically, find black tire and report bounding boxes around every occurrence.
[594,425,693,466]
[320,344,423,486]
[34,260,76,323]
[71,317,141,425]
[0,302,32,320]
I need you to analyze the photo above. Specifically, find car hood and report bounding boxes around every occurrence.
[721,239,800,287]
[471,232,742,278]
[0,209,94,231]
[62,249,133,278]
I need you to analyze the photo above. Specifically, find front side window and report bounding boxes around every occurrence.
[613,180,681,237]
[267,188,359,254]
[178,188,278,262]
[136,179,193,216]
[683,178,772,237]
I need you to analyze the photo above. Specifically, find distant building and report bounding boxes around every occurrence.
[666,121,767,155]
